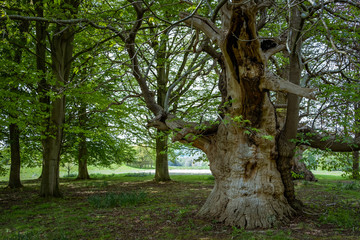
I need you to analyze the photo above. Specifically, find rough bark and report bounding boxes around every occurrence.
[8,124,22,188]
[194,5,294,228]
[198,116,294,228]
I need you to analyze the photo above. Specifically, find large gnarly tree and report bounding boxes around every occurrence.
[125,0,359,228]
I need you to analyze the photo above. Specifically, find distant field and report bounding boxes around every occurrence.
[0,164,152,182]
[0,165,349,182]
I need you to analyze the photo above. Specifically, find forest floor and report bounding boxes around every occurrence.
[0,173,360,240]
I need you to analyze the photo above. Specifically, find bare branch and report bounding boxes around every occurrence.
[179,12,223,44]
[261,71,316,100]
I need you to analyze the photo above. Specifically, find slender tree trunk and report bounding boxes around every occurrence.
[40,95,65,197]
[8,124,22,188]
[77,104,90,180]
[35,0,48,182]
[352,151,359,179]
[155,130,170,181]
[7,18,29,189]
[154,37,170,182]
[353,103,360,179]
[40,6,77,196]
[277,6,305,211]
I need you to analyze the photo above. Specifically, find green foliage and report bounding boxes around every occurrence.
[291,171,304,180]
[88,191,147,208]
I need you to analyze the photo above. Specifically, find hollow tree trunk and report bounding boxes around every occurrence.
[8,123,22,188]
[155,130,170,181]
[198,116,294,228]
[196,6,294,228]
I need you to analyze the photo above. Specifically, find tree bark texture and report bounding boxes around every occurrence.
[40,17,76,197]
[77,104,90,180]
[8,124,22,188]
[195,6,294,228]
[154,39,171,182]
[276,6,304,210]
[155,130,170,182]
[7,19,29,189]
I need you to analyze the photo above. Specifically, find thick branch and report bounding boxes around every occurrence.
[299,127,360,152]
[148,115,218,151]
[179,12,222,44]
[261,71,316,100]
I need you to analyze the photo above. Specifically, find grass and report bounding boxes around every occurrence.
[1,171,360,239]
[88,191,147,208]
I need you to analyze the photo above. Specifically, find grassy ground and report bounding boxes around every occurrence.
[0,172,359,240]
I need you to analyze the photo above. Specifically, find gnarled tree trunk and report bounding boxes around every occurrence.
[198,119,294,228]
[187,6,296,228]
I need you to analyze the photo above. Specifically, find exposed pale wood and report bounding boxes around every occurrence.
[261,71,316,99]
[179,12,223,44]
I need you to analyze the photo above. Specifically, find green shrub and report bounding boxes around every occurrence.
[88,191,147,208]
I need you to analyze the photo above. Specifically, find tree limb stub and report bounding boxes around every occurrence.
[298,127,360,152]
[179,12,223,45]
[261,71,316,100]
